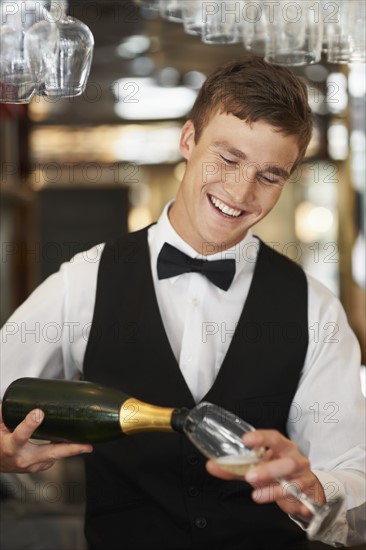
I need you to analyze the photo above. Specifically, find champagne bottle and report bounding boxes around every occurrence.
[2,378,189,443]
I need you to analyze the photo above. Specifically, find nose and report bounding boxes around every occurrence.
[222,163,256,203]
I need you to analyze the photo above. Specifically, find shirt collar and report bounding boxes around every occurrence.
[149,200,259,285]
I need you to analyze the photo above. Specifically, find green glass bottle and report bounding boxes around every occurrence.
[2,378,188,443]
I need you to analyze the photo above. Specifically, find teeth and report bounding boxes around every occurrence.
[210,196,242,217]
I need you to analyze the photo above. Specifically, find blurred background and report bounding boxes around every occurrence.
[0,1,365,548]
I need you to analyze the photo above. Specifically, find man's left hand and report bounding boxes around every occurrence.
[206,429,326,521]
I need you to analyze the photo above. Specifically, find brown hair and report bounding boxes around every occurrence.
[190,57,313,169]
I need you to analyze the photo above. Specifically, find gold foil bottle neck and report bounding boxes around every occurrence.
[119,397,175,435]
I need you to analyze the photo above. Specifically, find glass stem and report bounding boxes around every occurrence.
[276,476,344,539]
[277,477,318,515]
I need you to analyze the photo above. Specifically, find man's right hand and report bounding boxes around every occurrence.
[0,404,93,473]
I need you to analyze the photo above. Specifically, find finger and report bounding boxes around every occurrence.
[0,404,14,434]
[243,430,298,456]
[11,409,93,459]
[32,442,93,463]
[245,456,301,484]
[11,409,45,448]
[251,481,307,503]
[28,461,56,474]
[251,483,313,518]
[263,449,274,461]
[24,443,93,467]
[206,460,239,480]
[251,481,282,503]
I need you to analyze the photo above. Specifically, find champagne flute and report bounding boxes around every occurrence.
[184,402,344,539]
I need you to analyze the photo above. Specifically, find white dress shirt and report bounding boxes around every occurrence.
[1,202,365,547]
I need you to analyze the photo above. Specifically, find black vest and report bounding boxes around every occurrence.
[83,227,309,550]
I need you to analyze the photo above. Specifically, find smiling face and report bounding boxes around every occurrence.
[169,112,300,255]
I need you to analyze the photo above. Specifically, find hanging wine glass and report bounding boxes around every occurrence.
[182,1,206,36]
[134,0,159,9]
[264,0,324,66]
[242,0,268,56]
[0,0,36,103]
[184,402,344,539]
[159,0,183,23]
[325,0,366,64]
[40,0,94,98]
[201,0,244,45]
[24,10,59,92]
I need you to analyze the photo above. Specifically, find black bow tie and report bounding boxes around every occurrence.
[157,243,236,291]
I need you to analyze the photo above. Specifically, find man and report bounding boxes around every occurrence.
[0,58,365,549]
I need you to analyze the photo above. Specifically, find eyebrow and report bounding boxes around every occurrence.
[214,141,291,180]
[214,141,247,161]
[260,165,291,180]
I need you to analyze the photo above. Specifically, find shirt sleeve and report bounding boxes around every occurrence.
[0,244,103,399]
[287,274,366,546]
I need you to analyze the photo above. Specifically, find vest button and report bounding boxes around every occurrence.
[187,454,199,465]
[188,485,199,497]
[195,517,207,529]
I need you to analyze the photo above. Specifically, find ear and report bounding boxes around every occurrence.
[179,120,196,160]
